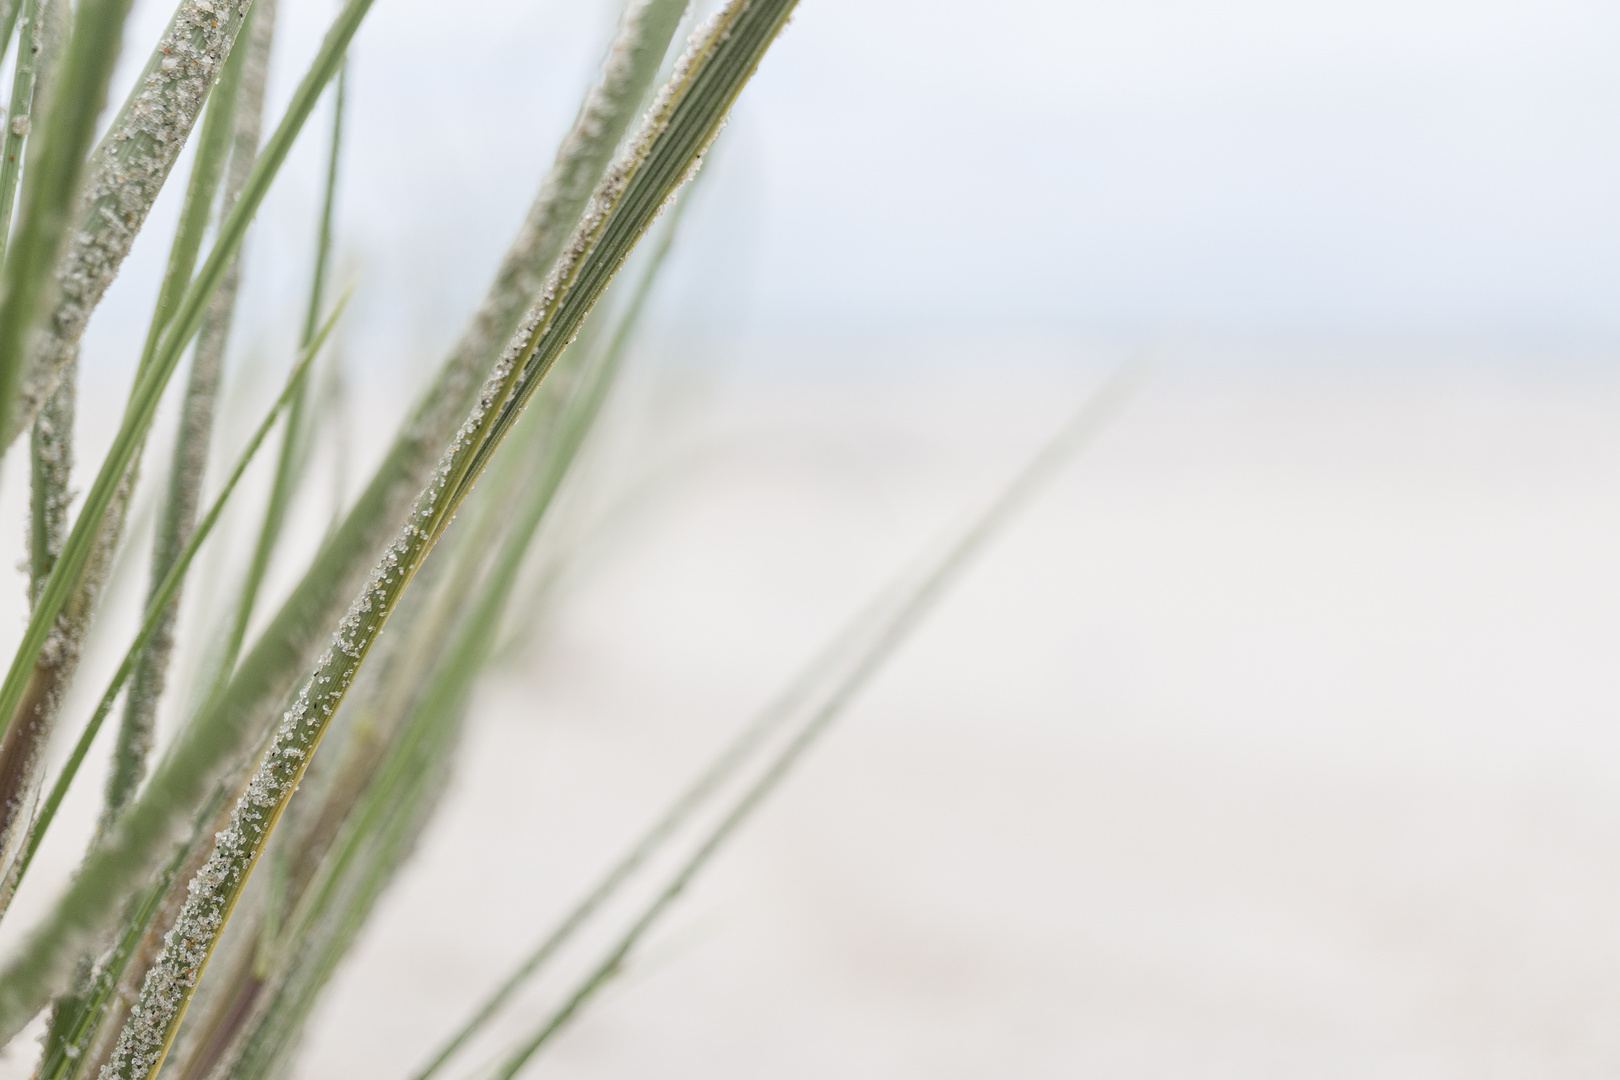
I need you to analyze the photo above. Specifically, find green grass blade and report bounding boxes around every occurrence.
[12,296,349,895]
[0,0,48,259]
[0,0,134,451]
[483,360,1150,1079]
[93,5,794,1074]
[7,0,259,445]
[0,0,365,756]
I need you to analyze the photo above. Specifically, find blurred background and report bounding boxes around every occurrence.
[6,0,1620,1075]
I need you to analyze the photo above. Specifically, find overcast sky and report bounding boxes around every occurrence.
[92,0,1620,365]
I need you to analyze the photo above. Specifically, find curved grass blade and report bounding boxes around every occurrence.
[95,5,796,1075]
[11,295,349,899]
[481,359,1151,1079]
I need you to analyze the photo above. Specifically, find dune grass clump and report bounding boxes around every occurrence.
[0,0,1135,1075]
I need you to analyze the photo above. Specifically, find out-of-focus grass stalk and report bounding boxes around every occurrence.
[25,368,69,609]
[94,0,253,832]
[0,0,132,460]
[218,59,343,690]
[0,0,377,1037]
[0,0,48,258]
[7,0,258,444]
[95,5,794,1075]
[483,361,1150,1079]
[13,297,349,896]
[105,0,276,832]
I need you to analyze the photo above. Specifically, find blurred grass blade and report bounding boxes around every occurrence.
[483,360,1150,1079]
[219,59,344,691]
[7,0,260,444]
[0,0,375,1036]
[0,0,134,456]
[12,295,349,894]
[94,4,795,1075]
[0,0,49,259]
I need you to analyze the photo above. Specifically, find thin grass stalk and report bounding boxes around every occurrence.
[11,297,348,897]
[7,0,259,444]
[102,0,260,832]
[0,0,48,259]
[26,355,69,608]
[96,7,794,1074]
[218,60,343,689]
[175,455,520,1080]
[483,361,1150,1079]
[0,0,134,459]
[127,0,277,796]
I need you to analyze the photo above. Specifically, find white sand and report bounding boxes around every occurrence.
[287,356,1620,1078]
